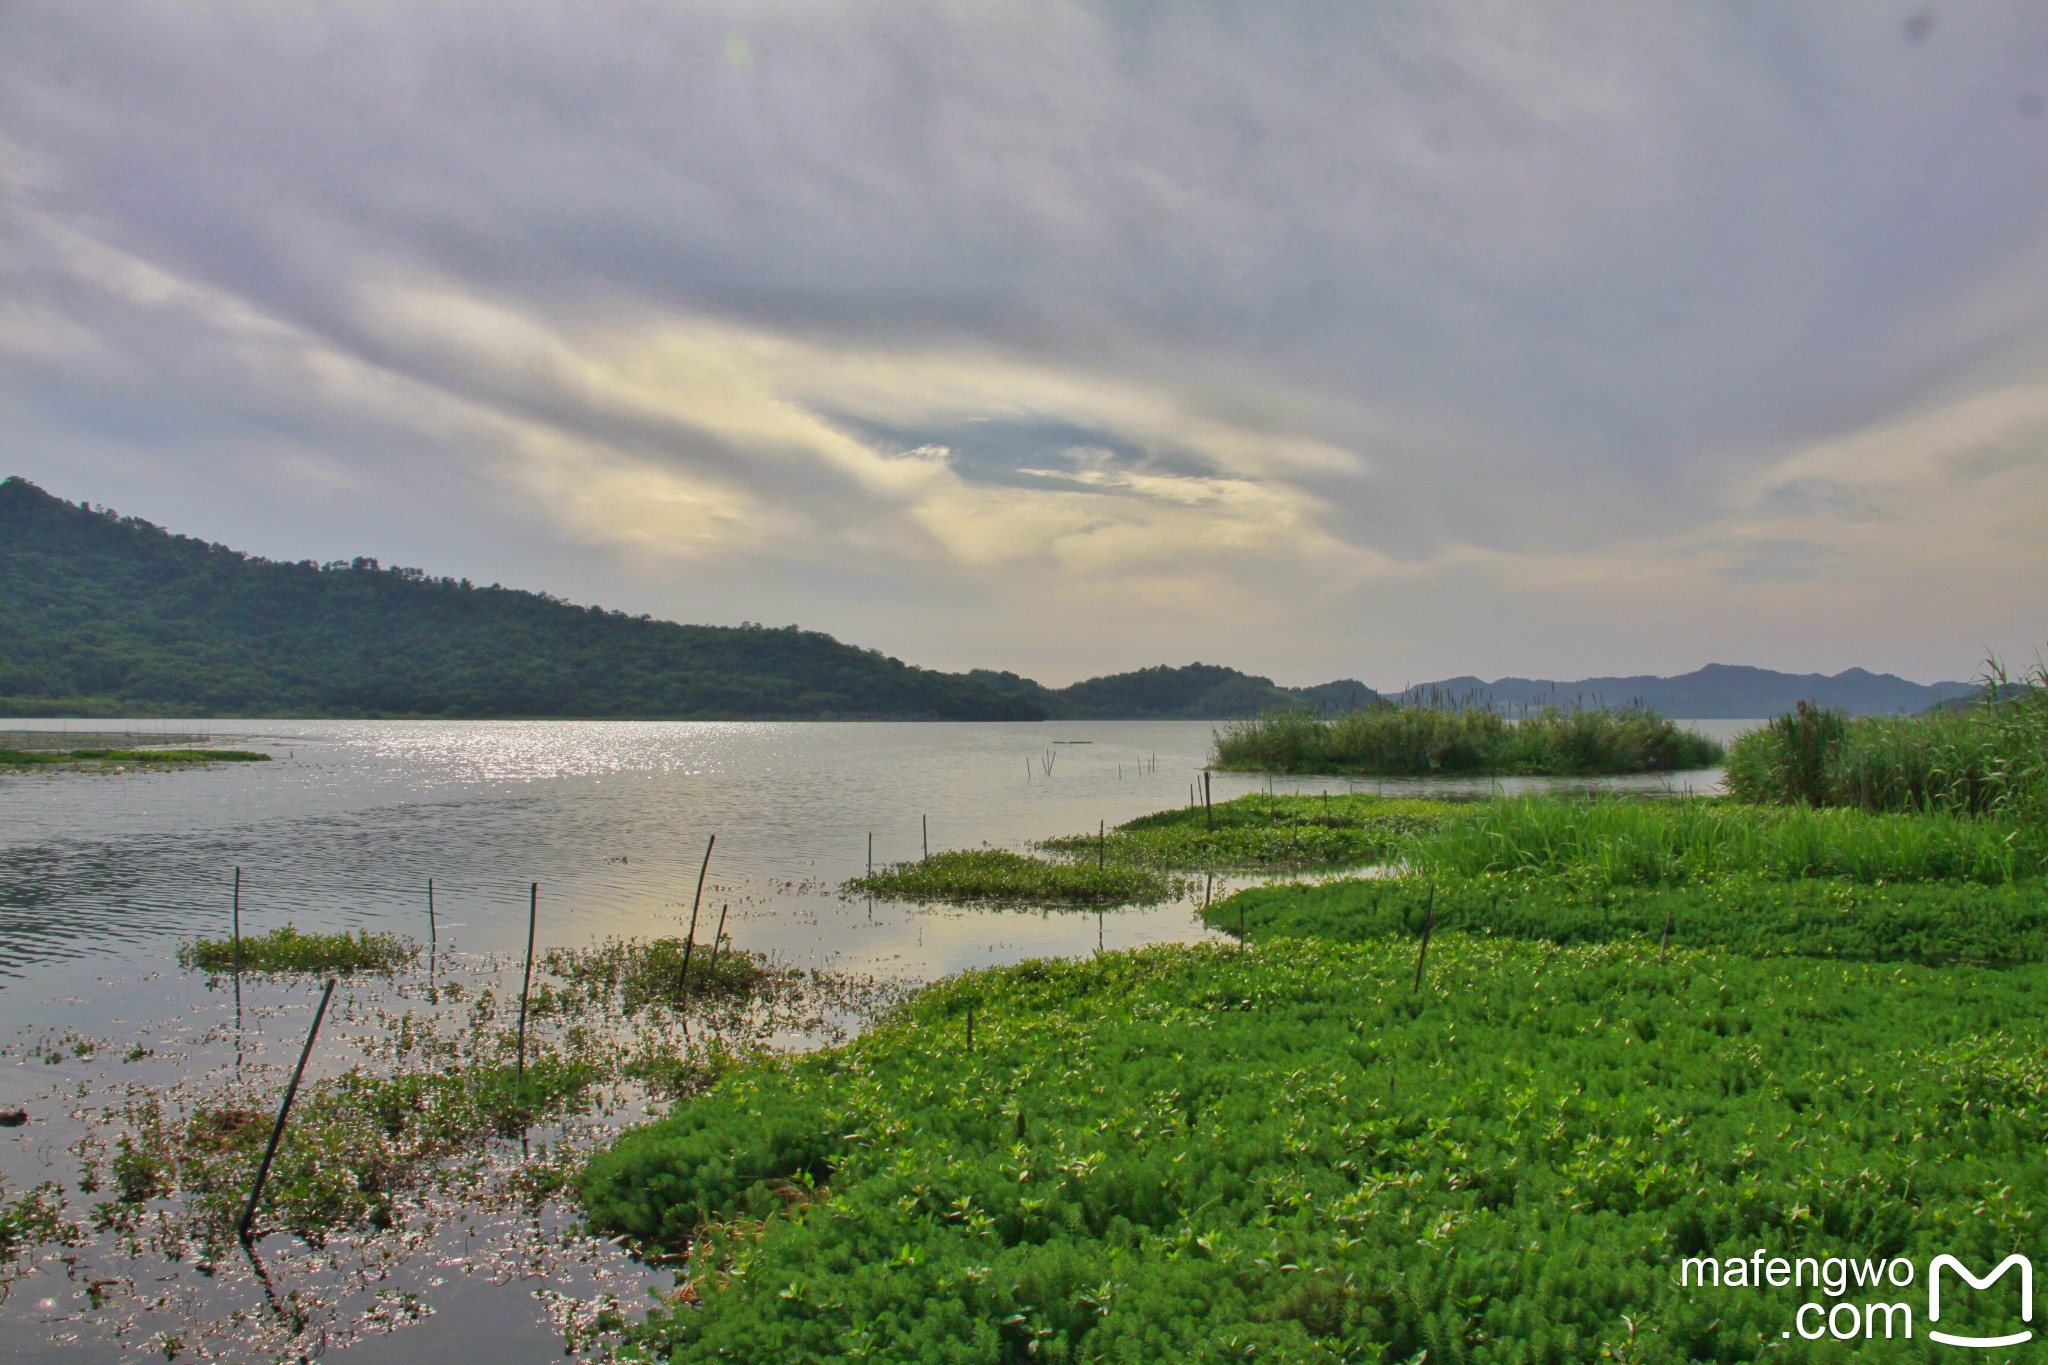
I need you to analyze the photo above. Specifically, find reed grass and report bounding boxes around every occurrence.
[1036,793,1451,871]
[1726,663,2048,821]
[179,925,416,974]
[1407,795,2044,886]
[1213,703,1722,776]
[844,849,1181,905]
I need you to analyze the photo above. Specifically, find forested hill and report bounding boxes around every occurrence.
[0,478,1044,720]
[967,664,1382,719]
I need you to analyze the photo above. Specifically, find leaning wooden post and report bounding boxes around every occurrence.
[515,884,538,1087]
[705,903,730,978]
[1410,885,1437,995]
[1203,771,1213,831]
[679,834,715,998]
[237,976,337,1241]
[1659,909,1674,964]
[427,877,437,954]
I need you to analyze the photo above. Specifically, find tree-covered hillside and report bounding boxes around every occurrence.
[967,663,1381,720]
[0,478,1044,720]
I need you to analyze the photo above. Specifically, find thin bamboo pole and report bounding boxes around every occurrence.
[515,884,537,1085]
[237,977,336,1241]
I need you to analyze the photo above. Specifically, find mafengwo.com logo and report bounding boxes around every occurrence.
[1680,1249,2033,1346]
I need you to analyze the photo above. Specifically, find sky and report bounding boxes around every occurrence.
[4,2,2047,689]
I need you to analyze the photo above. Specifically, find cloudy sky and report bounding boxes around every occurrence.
[4,2,2047,688]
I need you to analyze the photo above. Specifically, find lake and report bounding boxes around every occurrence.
[0,717,1745,1360]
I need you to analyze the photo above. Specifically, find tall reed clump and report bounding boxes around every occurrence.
[1408,796,2046,886]
[1726,658,2048,821]
[1212,702,1722,776]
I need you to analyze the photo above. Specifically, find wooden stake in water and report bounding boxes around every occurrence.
[516,884,538,1086]
[427,877,437,953]
[238,976,336,1242]
[1203,771,1213,831]
[1098,819,1105,869]
[706,902,730,977]
[867,832,874,875]
[923,814,929,861]
[232,866,243,975]
[1410,886,1437,995]
[679,835,715,996]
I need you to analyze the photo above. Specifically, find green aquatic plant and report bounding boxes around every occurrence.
[1210,869,2048,966]
[1037,793,1451,871]
[844,848,1181,905]
[179,924,416,975]
[1213,702,1723,776]
[581,937,2048,1361]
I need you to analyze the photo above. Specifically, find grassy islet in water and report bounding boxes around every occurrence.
[843,848,1183,906]
[1213,702,1722,776]
[179,923,417,974]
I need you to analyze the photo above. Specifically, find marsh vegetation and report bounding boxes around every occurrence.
[583,676,2048,1359]
[1726,661,2048,820]
[1213,701,1723,776]
[0,746,269,768]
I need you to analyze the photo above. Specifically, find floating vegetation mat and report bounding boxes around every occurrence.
[0,946,909,1360]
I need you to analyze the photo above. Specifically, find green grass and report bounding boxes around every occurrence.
[581,937,2048,1362]
[844,849,1183,906]
[178,924,417,974]
[1209,871,2048,966]
[1406,795,2045,886]
[0,747,270,766]
[1727,678,2048,822]
[1036,793,1451,871]
[1213,703,1723,776]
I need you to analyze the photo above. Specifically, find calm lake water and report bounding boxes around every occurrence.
[0,717,1746,1361]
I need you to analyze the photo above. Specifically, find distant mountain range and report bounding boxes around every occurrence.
[1390,664,1977,718]
[0,476,1975,722]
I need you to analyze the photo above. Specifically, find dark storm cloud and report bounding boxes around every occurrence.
[4,1,2048,682]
